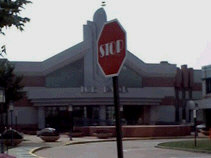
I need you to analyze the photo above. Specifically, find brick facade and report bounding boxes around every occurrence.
[21,76,45,87]
[142,77,175,87]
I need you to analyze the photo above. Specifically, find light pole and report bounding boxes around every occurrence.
[14,111,18,130]
[9,103,14,128]
[9,102,14,147]
[189,100,198,147]
[0,87,5,153]
[120,106,124,125]
[68,105,73,140]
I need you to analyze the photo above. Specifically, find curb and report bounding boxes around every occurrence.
[29,146,50,158]
[65,138,116,146]
[156,144,211,154]
[65,136,196,146]
[29,136,202,157]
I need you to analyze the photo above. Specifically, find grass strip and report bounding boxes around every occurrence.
[157,139,211,154]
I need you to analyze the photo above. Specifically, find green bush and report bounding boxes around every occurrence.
[1,129,23,139]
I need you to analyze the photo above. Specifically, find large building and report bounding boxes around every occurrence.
[10,8,202,131]
[195,65,211,128]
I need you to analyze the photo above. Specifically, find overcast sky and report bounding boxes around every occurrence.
[1,0,211,69]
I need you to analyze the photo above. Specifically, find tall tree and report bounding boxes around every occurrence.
[0,0,31,56]
[0,59,24,126]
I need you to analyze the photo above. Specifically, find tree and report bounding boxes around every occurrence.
[0,59,24,126]
[0,0,31,56]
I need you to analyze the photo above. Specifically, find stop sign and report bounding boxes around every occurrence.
[97,19,127,77]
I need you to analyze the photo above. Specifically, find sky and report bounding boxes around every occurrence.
[1,0,211,69]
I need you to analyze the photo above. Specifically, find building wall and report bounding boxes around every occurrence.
[150,105,175,124]
[46,59,84,88]
[119,65,142,88]
[200,66,211,128]
[21,76,45,87]
[142,77,174,87]
[9,8,203,128]
[202,65,211,79]
[12,107,38,125]
[202,65,211,98]
[194,70,202,83]
[202,80,206,97]
[192,91,202,100]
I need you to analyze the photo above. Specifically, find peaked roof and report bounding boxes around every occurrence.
[12,8,177,78]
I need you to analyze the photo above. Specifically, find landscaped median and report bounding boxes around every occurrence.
[157,139,211,154]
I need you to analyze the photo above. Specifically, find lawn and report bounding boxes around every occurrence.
[158,139,211,153]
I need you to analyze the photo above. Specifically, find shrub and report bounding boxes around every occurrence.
[1,129,23,139]
[37,128,59,136]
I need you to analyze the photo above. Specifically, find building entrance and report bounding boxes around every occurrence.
[45,107,71,132]
[123,106,143,125]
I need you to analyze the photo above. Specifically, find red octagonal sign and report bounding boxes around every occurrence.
[97,19,127,77]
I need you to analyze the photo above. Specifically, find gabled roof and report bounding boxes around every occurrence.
[12,8,177,78]
[13,41,88,75]
[126,51,177,77]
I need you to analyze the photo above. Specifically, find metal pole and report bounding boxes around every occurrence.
[15,116,17,130]
[112,76,124,158]
[68,105,73,141]
[0,135,4,153]
[193,109,197,147]
[70,110,73,141]
[10,111,13,128]
[10,111,13,146]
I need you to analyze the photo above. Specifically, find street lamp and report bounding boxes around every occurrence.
[0,87,5,153]
[9,102,14,147]
[68,105,73,140]
[9,103,14,128]
[189,100,198,147]
[14,111,18,130]
[120,106,124,125]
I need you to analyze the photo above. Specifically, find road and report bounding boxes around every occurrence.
[36,139,211,158]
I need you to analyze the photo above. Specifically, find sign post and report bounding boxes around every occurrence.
[97,19,126,158]
[112,76,124,158]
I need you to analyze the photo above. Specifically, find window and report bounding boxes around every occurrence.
[206,78,211,94]
[106,106,115,121]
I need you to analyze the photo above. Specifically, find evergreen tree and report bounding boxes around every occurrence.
[0,0,31,55]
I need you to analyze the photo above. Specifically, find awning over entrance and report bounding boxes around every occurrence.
[24,87,174,106]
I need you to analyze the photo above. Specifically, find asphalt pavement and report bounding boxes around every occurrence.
[4,134,211,158]
[36,139,211,158]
